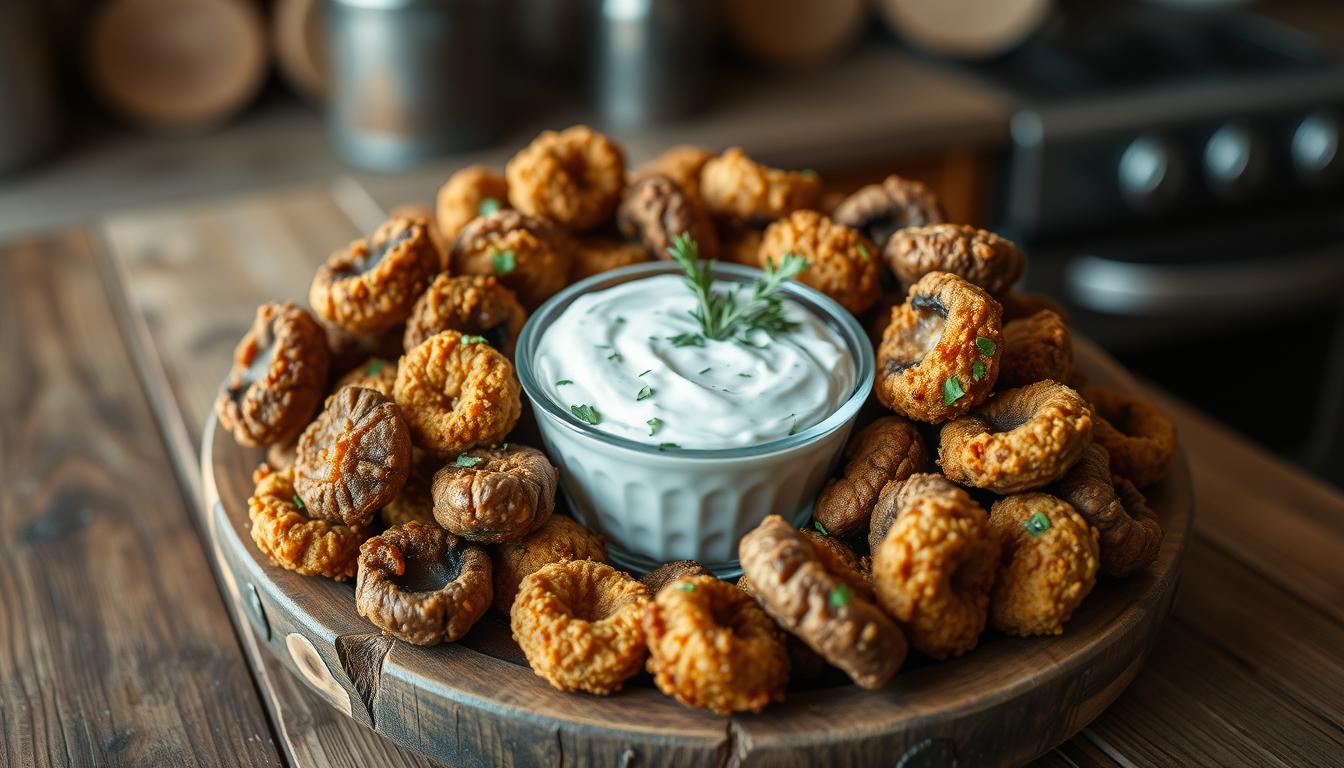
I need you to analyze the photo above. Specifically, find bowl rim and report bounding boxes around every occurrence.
[514,260,875,461]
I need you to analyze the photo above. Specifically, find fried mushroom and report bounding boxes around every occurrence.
[999,310,1076,389]
[248,465,368,580]
[640,560,710,595]
[813,416,928,539]
[403,274,527,358]
[1083,386,1178,488]
[885,224,1024,296]
[569,237,652,282]
[758,210,882,314]
[987,493,1099,636]
[310,216,441,334]
[217,301,330,447]
[450,210,574,310]
[831,174,946,249]
[1051,444,1164,577]
[393,330,522,458]
[436,165,510,242]
[616,174,720,262]
[492,515,608,612]
[506,125,626,232]
[431,444,557,543]
[699,147,822,224]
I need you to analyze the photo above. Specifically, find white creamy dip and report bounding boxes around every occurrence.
[533,274,856,449]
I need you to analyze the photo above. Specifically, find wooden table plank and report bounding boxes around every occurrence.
[100,190,444,768]
[0,231,282,767]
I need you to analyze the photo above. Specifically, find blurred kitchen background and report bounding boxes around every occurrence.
[1,0,1341,486]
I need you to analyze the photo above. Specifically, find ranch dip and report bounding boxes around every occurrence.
[533,274,856,449]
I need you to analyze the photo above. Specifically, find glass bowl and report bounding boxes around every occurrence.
[515,261,875,576]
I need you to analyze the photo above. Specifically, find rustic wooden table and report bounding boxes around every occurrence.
[3,178,1342,767]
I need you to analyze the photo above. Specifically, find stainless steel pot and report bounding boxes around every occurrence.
[326,0,502,171]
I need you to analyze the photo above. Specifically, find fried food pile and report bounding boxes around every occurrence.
[218,126,1178,712]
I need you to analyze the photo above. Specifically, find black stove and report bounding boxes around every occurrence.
[964,4,1344,484]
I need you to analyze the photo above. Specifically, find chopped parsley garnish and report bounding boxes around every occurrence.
[607,351,623,362]
[477,197,501,216]
[615,316,626,324]
[857,243,871,262]
[828,582,852,609]
[454,454,483,468]
[814,520,829,536]
[500,442,509,451]
[738,372,752,378]
[555,379,574,386]
[460,334,488,345]
[638,369,652,378]
[365,359,386,375]
[788,416,799,436]
[570,404,601,425]
[668,332,705,348]
[292,495,306,510]
[666,233,807,344]
[636,385,654,401]
[658,442,680,451]
[491,249,516,274]
[971,361,987,382]
[1025,511,1052,536]
[975,336,997,356]
[675,582,696,592]
[646,417,663,436]
[943,376,966,405]
[698,367,712,375]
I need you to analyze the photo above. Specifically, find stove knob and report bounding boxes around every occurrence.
[1204,123,1265,200]
[1118,135,1182,213]
[1292,111,1340,185]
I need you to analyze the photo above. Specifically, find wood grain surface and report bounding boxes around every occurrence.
[90,180,1344,767]
[0,232,281,767]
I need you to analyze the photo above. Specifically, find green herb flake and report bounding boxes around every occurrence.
[975,336,997,357]
[477,197,501,216]
[365,359,387,376]
[675,582,696,592]
[454,454,483,468]
[698,367,712,375]
[500,442,509,451]
[646,417,663,436]
[738,372,752,378]
[570,404,601,425]
[943,376,966,405]
[460,334,488,345]
[636,385,654,401]
[668,332,705,348]
[1025,511,1052,537]
[828,582,852,609]
[292,495,306,511]
[801,168,818,178]
[615,316,626,324]
[971,361,987,382]
[607,351,623,362]
[555,379,574,386]
[638,369,653,378]
[788,416,799,436]
[491,249,516,274]
[814,520,829,536]
[857,243,872,262]
[658,442,680,451]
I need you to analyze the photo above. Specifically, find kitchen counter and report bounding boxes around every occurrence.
[1,177,1341,767]
[0,47,1009,241]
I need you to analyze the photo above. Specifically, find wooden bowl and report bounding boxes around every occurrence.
[202,338,1192,767]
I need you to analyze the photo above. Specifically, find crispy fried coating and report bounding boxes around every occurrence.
[939,381,1094,494]
[381,449,439,527]
[630,145,713,205]
[876,272,1002,423]
[758,210,881,314]
[987,493,1099,636]
[871,474,999,659]
[739,515,906,688]
[294,386,412,526]
[616,174,720,261]
[1052,444,1163,577]
[248,466,368,580]
[506,125,626,232]
[999,310,1076,389]
[335,356,397,397]
[640,560,710,595]
[436,165,510,242]
[393,331,521,458]
[643,575,789,714]
[814,416,928,539]
[699,147,822,223]
[217,301,330,447]
[569,237,652,282]
[1083,386,1178,488]
[355,521,492,645]
[492,515,608,612]
[431,444,557,543]
[885,224,1024,296]
[511,560,650,694]
[451,210,574,310]
[403,274,527,358]
[831,175,946,249]
[310,216,441,334]
[388,204,449,271]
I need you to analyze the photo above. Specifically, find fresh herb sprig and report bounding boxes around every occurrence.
[665,233,808,345]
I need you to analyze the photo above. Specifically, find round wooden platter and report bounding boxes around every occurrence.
[202,339,1192,768]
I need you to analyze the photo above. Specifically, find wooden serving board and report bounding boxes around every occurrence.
[202,339,1192,768]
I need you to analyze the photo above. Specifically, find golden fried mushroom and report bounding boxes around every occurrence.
[1052,444,1164,577]
[431,444,557,543]
[436,165,510,242]
[832,174,946,249]
[451,210,575,310]
[217,301,330,447]
[393,331,521,458]
[884,224,1025,296]
[813,416,928,539]
[987,493,1099,636]
[999,310,1076,389]
[758,210,882,314]
[1083,386,1178,488]
[248,465,368,580]
[403,274,527,358]
[506,125,626,232]
[310,216,440,334]
[491,515,608,612]
[700,147,822,223]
